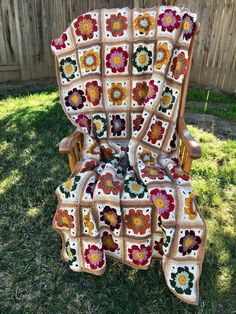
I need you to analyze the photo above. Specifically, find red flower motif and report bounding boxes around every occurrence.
[170,165,190,181]
[100,206,121,231]
[133,115,144,132]
[128,244,152,266]
[147,120,165,144]
[170,52,189,79]
[55,209,74,228]
[98,173,122,195]
[85,81,102,106]
[132,82,148,106]
[106,47,128,73]
[150,188,175,219]
[157,9,181,32]
[51,33,67,50]
[84,244,105,269]
[125,209,151,235]
[144,80,158,103]
[154,239,164,256]
[106,13,128,37]
[141,166,165,180]
[75,114,92,133]
[73,14,98,40]
[102,231,119,252]
[80,160,97,173]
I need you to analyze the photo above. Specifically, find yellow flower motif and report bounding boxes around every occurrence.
[108,83,127,106]
[184,192,197,220]
[84,210,95,236]
[80,49,100,72]
[155,43,171,70]
[134,13,154,34]
[138,149,155,165]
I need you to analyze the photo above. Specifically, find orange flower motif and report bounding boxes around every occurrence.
[147,120,165,144]
[184,193,197,220]
[55,209,74,228]
[98,173,122,195]
[138,149,155,165]
[141,166,165,180]
[125,209,151,235]
[170,52,189,79]
[108,83,127,105]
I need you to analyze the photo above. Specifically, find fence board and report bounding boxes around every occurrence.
[0,0,235,92]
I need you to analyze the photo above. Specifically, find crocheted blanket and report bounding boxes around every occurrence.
[51,6,206,305]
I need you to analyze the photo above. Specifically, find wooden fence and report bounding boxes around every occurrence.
[0,0,236,92]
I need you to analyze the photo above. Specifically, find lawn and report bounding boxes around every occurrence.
[0,85,236,313]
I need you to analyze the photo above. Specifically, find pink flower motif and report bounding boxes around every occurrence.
[128,244,152,266]
[75,114,92,133]
[150,188,175,219]
[157,9,181,32]
[51,33,67,50]
[84,245,105,270]
[144,80,158,103]
[106,47,128,73]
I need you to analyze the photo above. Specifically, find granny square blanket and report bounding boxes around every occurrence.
[51,6,206,305]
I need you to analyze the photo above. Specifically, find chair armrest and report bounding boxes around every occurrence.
[177,118,201,159]
[59,131,82,154]
[59,131,83,173]
[177,118,201,174]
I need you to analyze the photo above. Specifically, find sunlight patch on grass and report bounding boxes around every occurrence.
[26,207,41,218]
[0,169,21,194]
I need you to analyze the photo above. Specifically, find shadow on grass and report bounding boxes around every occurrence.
[0,95,236,313]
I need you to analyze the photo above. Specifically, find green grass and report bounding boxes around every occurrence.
[0,89,236,313]
[187,87,236,121]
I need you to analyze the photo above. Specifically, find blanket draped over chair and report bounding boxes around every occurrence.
[51,6,206,305]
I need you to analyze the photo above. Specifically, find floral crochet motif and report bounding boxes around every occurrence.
[102,231,119,252]
[59,176,80,198]
[84,245,105,269]
[124,177,147,199]
[150,188,175,219]
[179,230,201,255]
[133,115,144,132]
[157,9,181,32]
[74,14,98,40]
[52,33,67,50]
[170,52,189,80]
[55,210,74,228]
[147,121,165,144]
[106,13,128,37]
[85,81,102,106]
[132,82,148,106]
[155,42,171,69]
[59,57,77,82]
[170,266,194,295]
[182,13,196,40]
[65,88,85,110]
[98,173,122,195]
[132,46,152,72]
[80,49,100,72]
[108,83,127,105]
[184,193,197,220]
[125,209,151,235]
[111,115,125,136]
[134,13,154,34]
[141,166,165,180]
[100,206,121,231]
[128,244,152,266]
[66,240,77,265]
[106,47,128,73]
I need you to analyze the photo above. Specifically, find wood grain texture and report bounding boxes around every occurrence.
[0,0,235,91]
